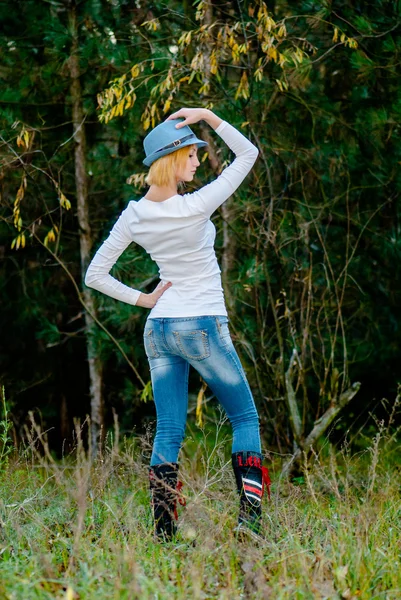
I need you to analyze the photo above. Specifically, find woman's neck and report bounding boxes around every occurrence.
[144,184,179,202]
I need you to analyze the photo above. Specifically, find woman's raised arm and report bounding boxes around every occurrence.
[181,112,259,217]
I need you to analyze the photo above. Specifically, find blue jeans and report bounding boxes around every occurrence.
[143,316,261,466]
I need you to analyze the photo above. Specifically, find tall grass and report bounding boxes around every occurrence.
[0,409,400,599]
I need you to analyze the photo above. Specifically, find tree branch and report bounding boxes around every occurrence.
[281,381,361,477]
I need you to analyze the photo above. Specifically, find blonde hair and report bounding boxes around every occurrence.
[145,144,197,188]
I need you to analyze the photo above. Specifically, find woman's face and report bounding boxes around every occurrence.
[176,146,200,183]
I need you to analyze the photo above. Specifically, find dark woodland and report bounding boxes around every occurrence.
[1,0,400,459]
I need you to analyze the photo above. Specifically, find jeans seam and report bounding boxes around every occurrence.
[161,320,170,352]
[215,317,231,349]
[225,346,255,407]
[145,329,160,358]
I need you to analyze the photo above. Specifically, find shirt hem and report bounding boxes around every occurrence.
[148,307,228,319]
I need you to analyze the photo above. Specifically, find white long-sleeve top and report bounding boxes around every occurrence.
[84,120,259,318]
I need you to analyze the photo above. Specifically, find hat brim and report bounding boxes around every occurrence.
[143,138,208,167]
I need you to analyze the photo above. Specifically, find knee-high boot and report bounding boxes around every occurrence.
[231,451,271,534]
[149,462,186,541]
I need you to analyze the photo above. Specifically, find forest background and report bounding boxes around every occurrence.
[1,0,400,462]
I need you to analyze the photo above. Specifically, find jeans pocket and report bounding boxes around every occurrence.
[173,330,210,361]
[144,328,160,358]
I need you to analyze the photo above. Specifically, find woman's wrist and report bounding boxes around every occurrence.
[136,293,153,309]
[202,109,223,130]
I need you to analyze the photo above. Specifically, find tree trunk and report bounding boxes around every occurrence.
[68,2,103,456]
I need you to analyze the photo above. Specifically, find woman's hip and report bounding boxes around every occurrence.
[143,315,234,362]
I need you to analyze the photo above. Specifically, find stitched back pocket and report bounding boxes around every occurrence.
[144,328,160,358]
[173,330,210,361]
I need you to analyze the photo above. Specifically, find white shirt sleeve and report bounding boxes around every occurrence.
[84,208,141,305]
[184,120,259,217]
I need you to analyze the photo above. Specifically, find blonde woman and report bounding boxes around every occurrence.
[85,107,270,541]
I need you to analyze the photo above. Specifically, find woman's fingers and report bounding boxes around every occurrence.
[166,110,184,120]
[153,281,172,298]
[165,108,203,128]
[166,110,186,124]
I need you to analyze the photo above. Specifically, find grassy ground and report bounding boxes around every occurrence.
[0,417,400,599]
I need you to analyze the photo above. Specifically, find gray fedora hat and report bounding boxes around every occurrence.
[143,118,208,167]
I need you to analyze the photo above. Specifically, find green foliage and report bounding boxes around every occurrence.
[0,422,400,598]
[0,0,400,451]
[0,387,14,469]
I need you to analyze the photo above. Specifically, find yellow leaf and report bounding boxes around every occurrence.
[179,31,192,46]
[117,99,125,116]
[142,18,160,31]
[113,86,122,101]
[278,53,287,67]
[21,233,26,248]
[65,587,75,600]
[198,82,210,96]
[24,130,30,147]
[241,121,249,128]
[131,64,140,78]
[277,24,286,38]
[196,380,207,428]
[234,71,249,101]
[44,229,55,247]
[268,46,278,62]
[60,192,71,209]
[254,67,263,82]
[163,97,172,114]
[333,27,339,42]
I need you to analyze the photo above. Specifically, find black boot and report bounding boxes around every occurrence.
[149,462,186,541]
[231,451,271,535]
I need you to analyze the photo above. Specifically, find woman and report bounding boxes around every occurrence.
[85,107,270,541]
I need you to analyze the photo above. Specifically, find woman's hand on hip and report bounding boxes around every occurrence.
[136,281,172,309]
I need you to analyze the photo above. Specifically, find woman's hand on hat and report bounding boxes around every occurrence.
[166,108,208,128]
[166,107,222,131]
[136,281,172,309]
